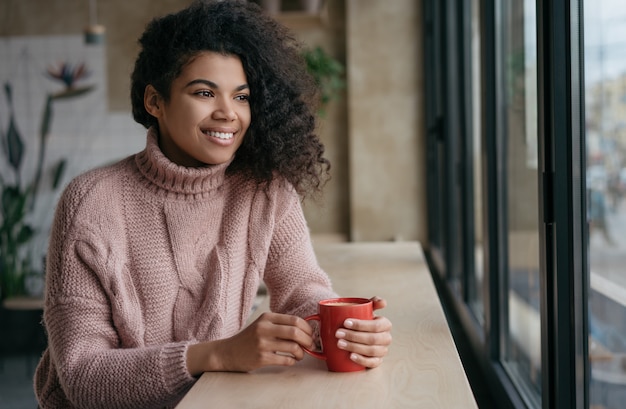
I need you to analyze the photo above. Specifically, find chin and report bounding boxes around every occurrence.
[204,155,234,166]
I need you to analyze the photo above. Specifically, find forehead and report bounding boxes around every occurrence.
[179,51,246,80]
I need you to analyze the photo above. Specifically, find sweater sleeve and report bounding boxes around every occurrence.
[37,177,196,409]
[43,293,194,409]
[263,188,338,318]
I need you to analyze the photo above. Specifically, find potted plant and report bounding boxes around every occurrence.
[301,45,345,117]
[0,62,93,302]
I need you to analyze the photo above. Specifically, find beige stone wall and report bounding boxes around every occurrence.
[1,0,427,243]
[345,0,426,241]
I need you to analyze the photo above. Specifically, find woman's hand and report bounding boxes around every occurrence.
[334,296,392,369]
[187,312,314,375]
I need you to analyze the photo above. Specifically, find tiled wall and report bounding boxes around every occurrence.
[0,35,144,271]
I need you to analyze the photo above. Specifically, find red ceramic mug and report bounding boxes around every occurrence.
[303,297,374,372]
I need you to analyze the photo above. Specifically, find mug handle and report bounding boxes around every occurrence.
[303,314,326,361]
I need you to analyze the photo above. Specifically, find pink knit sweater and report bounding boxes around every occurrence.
[34,129,337,409]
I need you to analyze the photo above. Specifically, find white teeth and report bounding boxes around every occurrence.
[206,131,234,139]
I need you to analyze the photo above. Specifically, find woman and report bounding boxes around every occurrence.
[34,1,392,408]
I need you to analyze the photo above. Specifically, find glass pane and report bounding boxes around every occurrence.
[585,1,626,408]
[500,0,542,403]
[470,0,485,323]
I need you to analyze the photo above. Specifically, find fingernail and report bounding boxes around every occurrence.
[344,320,354,328]
[337,339,348,349]
[350,353,358,361]
[336,330,346,338]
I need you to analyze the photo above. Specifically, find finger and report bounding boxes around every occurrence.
[270,340,307,361]
[348,352,384,369]
[271,353,299,367]
[337,335,389,358]
[273,324,314,349]
[336,327,393,349]
[256,313,314,349]
[257,349,299,367]
[370,296,387,311]
[264,312,314,336]
[343,316,392,333]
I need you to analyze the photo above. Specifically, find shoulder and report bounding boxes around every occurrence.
[64,156,133,197]
[56,156,135,222]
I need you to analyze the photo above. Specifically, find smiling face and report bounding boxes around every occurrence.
[144,52,251,167]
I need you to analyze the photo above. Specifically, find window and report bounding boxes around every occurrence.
[499,1,541,404]
[469,0,485,323]
[423,0,587,407]
[584,1,626,408]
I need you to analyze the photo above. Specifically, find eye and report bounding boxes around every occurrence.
[194,90,214,98]
[235,94,250,103]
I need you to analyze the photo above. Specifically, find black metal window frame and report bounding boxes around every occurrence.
[423,0,589,408]
[537,0,588,408]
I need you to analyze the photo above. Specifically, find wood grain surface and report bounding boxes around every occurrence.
[176,241,478,409]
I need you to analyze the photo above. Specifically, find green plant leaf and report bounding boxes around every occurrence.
[2,185,19,215]
[40,95,53,141]
[2,186,29,227]
[16,224,35,245]
[6,114,24,172]
[52,158,67,189]
[4,82,12,104]
[301,46,345,117]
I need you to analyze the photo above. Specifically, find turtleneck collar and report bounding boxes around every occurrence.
[134,127,233,196]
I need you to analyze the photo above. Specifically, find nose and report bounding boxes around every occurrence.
[213,98,237,121]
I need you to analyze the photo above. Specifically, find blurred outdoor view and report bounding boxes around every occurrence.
[585,0,626,408]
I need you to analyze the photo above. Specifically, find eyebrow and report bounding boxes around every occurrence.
[185,79,249,92]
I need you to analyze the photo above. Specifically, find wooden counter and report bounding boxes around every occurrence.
[3,296,44,310]
[176,241,478,409]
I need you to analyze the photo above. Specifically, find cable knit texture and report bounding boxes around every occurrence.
[34,129,337,409]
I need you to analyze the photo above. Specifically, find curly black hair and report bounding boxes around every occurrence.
[130,0,330,197]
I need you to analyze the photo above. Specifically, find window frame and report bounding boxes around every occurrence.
[536,0,588,408]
